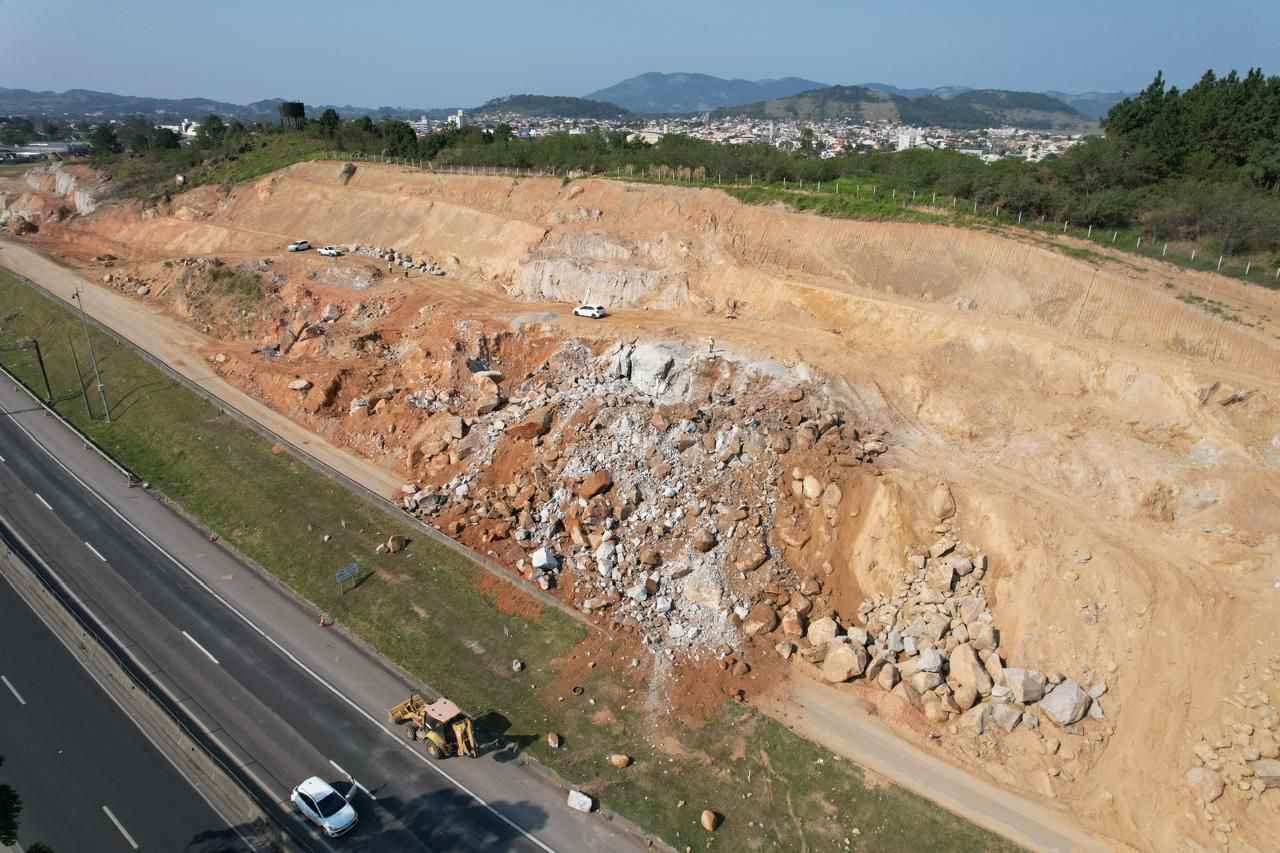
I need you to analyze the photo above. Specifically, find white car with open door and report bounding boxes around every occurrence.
[318,245,344,257]
[291,776,357,837]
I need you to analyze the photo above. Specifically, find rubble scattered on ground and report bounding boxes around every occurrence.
[350,243,446,276]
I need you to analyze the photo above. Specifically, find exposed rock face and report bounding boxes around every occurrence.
[1040,680,1092,726]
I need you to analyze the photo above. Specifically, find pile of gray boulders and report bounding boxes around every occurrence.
[791,537,1109,737]
[350,243,445,276]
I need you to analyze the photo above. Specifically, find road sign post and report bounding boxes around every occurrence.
[336,562,359,595]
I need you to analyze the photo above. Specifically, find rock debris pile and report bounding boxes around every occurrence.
[396,335,889,660]
[787,531,1114,741]
[350,244,445,276]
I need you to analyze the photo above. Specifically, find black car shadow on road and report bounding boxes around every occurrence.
[331,780,550,853]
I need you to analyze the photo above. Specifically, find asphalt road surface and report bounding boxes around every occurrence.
[0,384,645,852]
[0,573,248,852]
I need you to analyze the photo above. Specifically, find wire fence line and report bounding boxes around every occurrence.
[317,152,1279,289]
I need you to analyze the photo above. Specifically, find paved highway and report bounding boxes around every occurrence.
[0,569,247,852]
[0,382,644,851]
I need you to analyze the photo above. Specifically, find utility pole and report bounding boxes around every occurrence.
[67,332,93,419]
[72,288,110,423]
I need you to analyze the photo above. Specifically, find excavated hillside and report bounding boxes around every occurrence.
[6,160,1280,852]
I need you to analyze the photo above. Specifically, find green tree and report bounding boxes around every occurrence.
[196,114,226,147]
[0,756,20,846]
[318,108,341,137]
[89,123,121,154]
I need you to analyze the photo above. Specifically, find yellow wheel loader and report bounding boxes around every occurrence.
[388,694,477,759]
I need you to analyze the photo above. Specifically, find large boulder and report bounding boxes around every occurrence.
[806,616,841,647]
[947,643,993,696]
[821,641,869,683]
[691,528,718,553]
[742,603,779,637]
[566,790,594,812]
[1003,668,1047,704]
[876,662,900,691]
[1184,767,1225,802]
[508,406,554,440]
[629,343,677,396]
[990,703,1023,733]
[916,647,945,673]
[578,470,613,499]
[1040,680,1092,726]
[929,481,956,520]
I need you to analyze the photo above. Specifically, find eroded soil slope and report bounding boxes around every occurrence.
[7,160,1280,852]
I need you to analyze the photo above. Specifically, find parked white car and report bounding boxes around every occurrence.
[318,245,344,257]
[287,239,311,252]
[291,776,357,837]
[572,304,608,319]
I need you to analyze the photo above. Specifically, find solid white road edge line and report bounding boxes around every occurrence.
[1,674,26,705]
[101,805,140,850]
[84,541,107,562]
[1,386,558,853]
[182,630,221,666]
[34,492,52,511]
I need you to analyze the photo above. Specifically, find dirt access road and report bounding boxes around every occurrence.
[0,238,1107,852]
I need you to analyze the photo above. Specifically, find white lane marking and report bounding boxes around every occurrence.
[1,389,558,853]
[84,541,107,562]
[182,631,220,665]
[35,492,53,511]
[102,805,140,850]
[330,758,377,800]
[0,519,268,852]
[0,452,6,462]
[1,674,26,705]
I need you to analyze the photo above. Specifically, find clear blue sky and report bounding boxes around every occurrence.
[2,0,1276,107]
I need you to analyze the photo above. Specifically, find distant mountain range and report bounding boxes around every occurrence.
[0,86,450,121]
[586,73,826,114]
[474,94,629,118]
[712,85,1097,131]
[588,73,1132,120]
[0,78,1133,129]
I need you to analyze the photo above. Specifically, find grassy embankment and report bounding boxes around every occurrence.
[0,267,1017,852]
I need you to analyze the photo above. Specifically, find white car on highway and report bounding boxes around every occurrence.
[287,239,311,252]
[572,303,608,319]
[318,245,345,257]
[291,776,357,837]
